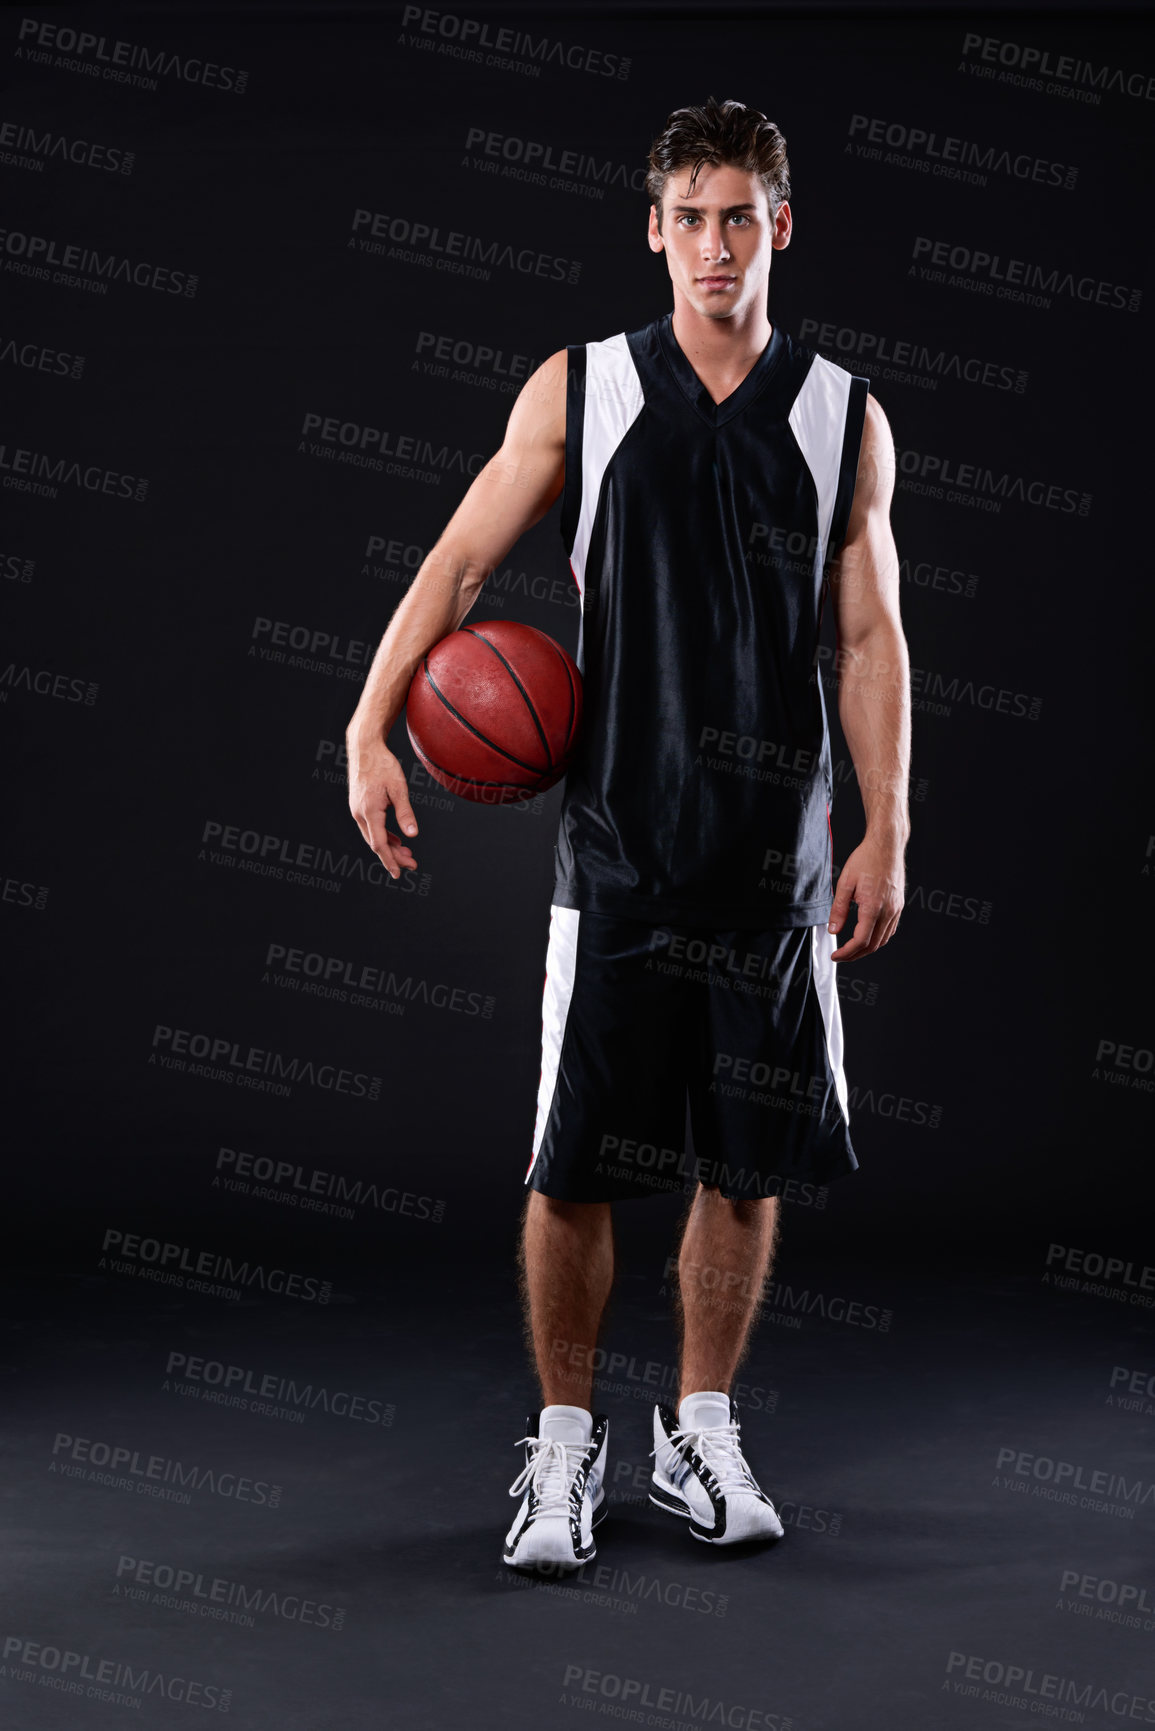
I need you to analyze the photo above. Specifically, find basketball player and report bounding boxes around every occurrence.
[347,97,910,1571]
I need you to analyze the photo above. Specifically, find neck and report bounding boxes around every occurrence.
[669,291,772,365]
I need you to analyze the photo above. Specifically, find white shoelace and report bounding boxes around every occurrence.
[657,1420,761,1495]
[509,1436,589,1514]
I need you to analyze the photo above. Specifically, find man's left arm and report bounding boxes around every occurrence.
[825,393,911,961]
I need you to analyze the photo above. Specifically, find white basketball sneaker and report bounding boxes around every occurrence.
[503,1405,609,1571]
[650,1391,784,1544]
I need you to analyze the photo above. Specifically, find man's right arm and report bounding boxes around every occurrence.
[346,346,569,878]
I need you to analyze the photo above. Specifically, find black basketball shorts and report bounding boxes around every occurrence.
[525,904,859,1204]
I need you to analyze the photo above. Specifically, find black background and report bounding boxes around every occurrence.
[4,5,1154,1728]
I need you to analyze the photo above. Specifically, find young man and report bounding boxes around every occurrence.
[347,97,910,1572]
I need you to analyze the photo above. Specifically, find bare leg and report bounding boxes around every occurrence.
[518,1190,615,1409]
[674,1184,780,1402]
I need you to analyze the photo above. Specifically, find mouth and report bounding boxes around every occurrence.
[697,275,737,289]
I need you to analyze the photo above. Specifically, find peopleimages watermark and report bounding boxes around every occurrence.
[262,941,495,1019]
[14,16,249,94]
[815,644,1043,721]
[1057,1567,1155,1631]
[593,1132,828,1200]
[559,1664,794,1729]
[1091,1037,1155,1094]
[0,334,85,378]
[99,1227,332,1304]
[358,528,579,609]
[668,1258,894,1334]
[958,31,1155,105]
[348,207,581,285]
[910,235,1140,313]
[114,1553,347,1633]
[213,1145,447,1225]
[297,410,485,480]
[0,662,98,704]
[0,871,49,910]
[414,327,538,392]
[1043,1242,1155,1306]
[461,126,647,200]
[198,817,432,898]
[163,1351,394,1427]
[1107,1365,1155,1417]
[250,614,373,677]
[847,112,1077,190]
[0,227,197,296]
[608,1458,843,1536]
[49,1430,282,1509]
[150,1020,384,1102]
[799,317,1026,395]
[944,1649,1155,1720]
[500,1553,729,1616]
[397,6,631,81]
[552,1339,775,1412]
[649,920,797,985]
[1,1634,231,1713]
[0,438,147,501]
[0,547,35,582]
[0,119,135,175]
[892,441,1090,515]
[993,1445,1152,1518]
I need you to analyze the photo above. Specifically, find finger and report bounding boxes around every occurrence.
[363,807,404,879]
[827,876,855,935]
[831,903,881,962]
[876,908,902,947]
[383,828,418,870]
[387,774,420,839]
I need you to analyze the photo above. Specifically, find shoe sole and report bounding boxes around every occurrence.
[649,1481,784,1546]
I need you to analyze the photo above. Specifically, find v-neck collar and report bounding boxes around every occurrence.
[657,309,784,427]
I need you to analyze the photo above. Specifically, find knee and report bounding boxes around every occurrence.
[694,1183,776,1227]
[526,1190,611,1232]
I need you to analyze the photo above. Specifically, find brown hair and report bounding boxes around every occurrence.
[644,96,791,232]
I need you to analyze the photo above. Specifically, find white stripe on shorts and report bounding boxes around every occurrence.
[526,904,581,1183]
[810,924,850,1124]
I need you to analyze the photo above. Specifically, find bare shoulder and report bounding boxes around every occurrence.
[861,390,894,457]
[503,346,568,447]
[853,391,897,508]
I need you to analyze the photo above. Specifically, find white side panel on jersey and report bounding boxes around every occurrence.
[810,925,850,1124]
[788,354,852,570]
[526,904,582,1181]
[571,333,646,600]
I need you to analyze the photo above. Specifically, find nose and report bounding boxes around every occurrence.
[701,226,731,264]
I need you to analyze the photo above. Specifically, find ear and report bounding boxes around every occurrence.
[647,205,665,254]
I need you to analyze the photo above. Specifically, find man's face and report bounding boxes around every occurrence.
[647,160,791,320]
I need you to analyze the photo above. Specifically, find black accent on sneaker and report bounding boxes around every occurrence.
[567,1412,609,1561]
[654,1403,727,1540]
[648,1485,692,1518]
[725,1398,775,1509]
[518,1411,544,1539]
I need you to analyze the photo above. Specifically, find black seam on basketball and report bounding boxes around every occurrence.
[460,626,554,770]
[421,659,547,775]
[414,742,542,791]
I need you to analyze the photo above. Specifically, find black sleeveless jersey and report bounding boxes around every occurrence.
[551,309,869,930]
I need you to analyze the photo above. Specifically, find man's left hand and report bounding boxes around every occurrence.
[827,839,905,961]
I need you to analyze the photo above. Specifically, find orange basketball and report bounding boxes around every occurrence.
[405,620,583,804]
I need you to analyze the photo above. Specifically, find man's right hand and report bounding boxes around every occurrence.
[347,734,420,881]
